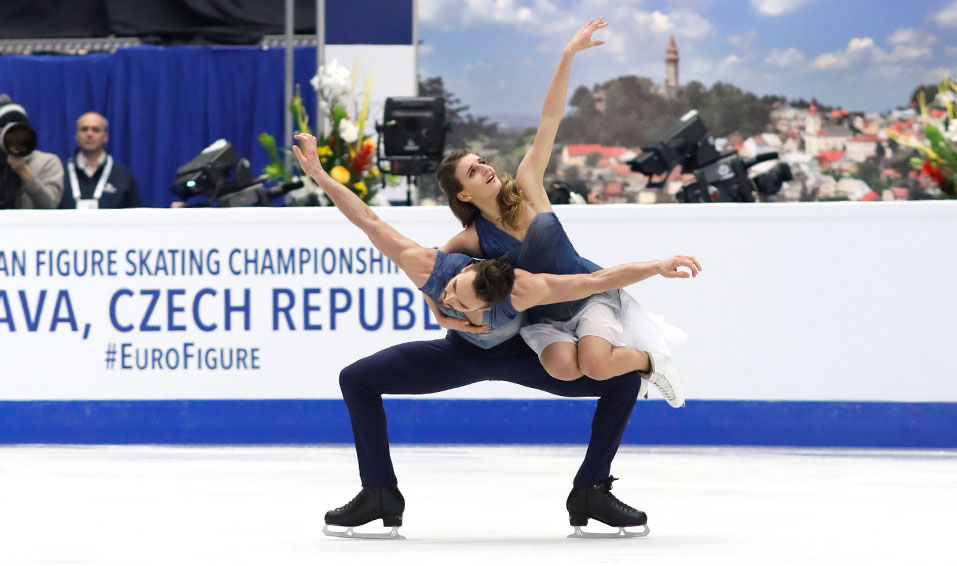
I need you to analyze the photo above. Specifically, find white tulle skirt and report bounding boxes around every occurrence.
[519,289,687,357]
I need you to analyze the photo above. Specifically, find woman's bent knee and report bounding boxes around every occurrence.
[546,364,584,381]
[578,353,616,381]
[541,342,582,381]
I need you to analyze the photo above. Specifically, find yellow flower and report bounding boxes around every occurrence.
[362,137,376,152]
[354,181,368,199]
[884,128,939,160]
[317,145,333,158]
[331,165,351,184]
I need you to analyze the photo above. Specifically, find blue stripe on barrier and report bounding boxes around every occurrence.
[0,399,954,448]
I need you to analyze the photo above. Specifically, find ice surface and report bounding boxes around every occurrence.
[0,445,954,565]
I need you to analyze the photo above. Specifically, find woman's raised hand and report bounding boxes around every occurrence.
[564,17,608,55]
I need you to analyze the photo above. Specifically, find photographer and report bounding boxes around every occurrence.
[0,95,63,209]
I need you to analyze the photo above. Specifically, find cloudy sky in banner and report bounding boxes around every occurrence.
[417,0,957,118]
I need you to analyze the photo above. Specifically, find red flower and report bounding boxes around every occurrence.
[921,159,948,186]
[349,142,374,173]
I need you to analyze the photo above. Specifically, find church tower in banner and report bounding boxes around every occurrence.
[665,36,679,98]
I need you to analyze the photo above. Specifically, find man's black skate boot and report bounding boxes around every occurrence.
[324,486,405,527]
[566,476,647,527]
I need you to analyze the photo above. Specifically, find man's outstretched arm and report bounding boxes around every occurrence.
[510,255,702,312]
[293,133,434,286]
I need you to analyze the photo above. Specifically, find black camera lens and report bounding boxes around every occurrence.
[1,122,38,157]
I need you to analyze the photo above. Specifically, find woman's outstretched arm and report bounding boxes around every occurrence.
[515,17,607,209]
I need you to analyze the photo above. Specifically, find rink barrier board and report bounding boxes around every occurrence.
[0,399,954,448]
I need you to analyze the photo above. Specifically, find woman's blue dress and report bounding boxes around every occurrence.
[474,210,685,356]
[475,212,600,324]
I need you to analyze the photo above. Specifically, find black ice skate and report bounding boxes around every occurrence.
[565,476,649,538]
[322,486,406,539]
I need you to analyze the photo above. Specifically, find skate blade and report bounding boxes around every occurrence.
[567,525,650,539]
[322,524,406,540]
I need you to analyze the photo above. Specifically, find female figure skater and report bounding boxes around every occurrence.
[435,17,697,407]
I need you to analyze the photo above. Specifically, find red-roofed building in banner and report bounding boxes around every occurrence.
[561,144,636,168]
[817,150,846,172]
[599,146,628,158]
[611,163,633,176]
[846,135,882,162]
[891,120,915,132]
[561,144,630,167]
[561,144,601,168]
[879,187,909,201]
[806,125,852,156]
[603,182,623,195]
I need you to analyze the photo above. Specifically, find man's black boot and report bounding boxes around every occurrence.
[566,476,647,527]
[324,486,405,527]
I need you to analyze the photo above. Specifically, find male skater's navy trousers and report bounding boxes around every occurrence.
[339,332,642,488]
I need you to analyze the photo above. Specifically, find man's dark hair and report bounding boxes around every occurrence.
[470,256,515,308]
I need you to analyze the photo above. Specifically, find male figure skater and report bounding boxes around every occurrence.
[293,133,699,537]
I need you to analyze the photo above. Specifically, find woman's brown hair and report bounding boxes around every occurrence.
[436,149,527,231]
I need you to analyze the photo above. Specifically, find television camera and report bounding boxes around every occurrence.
[169,139,302,207]
[628,110,792,203]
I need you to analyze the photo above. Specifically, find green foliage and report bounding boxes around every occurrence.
[910,84,939,108]
[258,133,291,182]
[558,76,778,147]
[569,85,595,111]
[290,86,311,135]
[415,73,780,203]
[418,75,498,149]
[851,160,889,192]
[416,75,503,201]
[924,122,957,172]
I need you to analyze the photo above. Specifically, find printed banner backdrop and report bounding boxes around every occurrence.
[1,202,956,446]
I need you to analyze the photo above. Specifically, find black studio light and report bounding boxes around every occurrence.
[377,96,447,177]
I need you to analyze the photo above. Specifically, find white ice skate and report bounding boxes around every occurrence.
[568,524,650,538]
[646,352,685,408]
[322,523,405,540]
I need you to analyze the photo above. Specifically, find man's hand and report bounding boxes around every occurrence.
[424,294,490,333]
[6,156,31,181]
[439,317,491,333]
[657,255,702,278]
[291,133,326,179]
